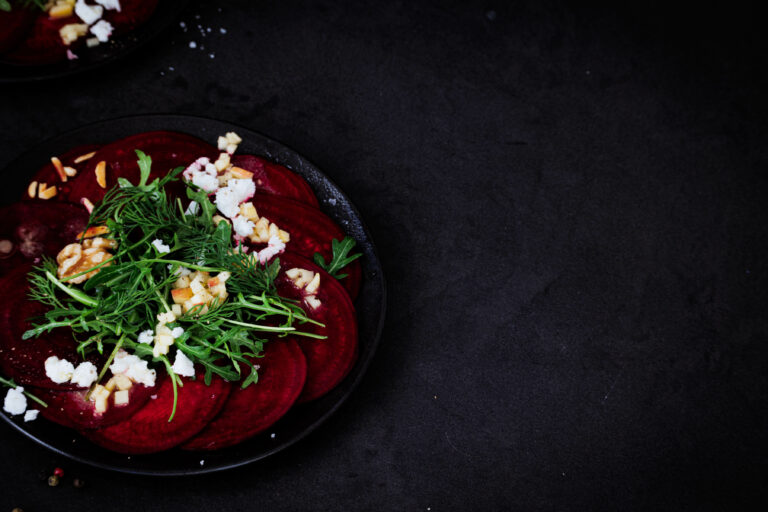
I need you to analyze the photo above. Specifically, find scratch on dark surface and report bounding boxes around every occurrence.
[445,431,472,459]
[602,371,623,403]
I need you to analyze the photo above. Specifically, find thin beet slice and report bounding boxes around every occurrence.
[182,339,307,451]
[81,372,231,454]
[232,155,319,207]
[0,14,70,65]
[275,253,358,403]
[30,379,157,430]
[250,193,362,299]
[22,144,102,203]
[107,0,160,32]
[0,201,89,278]
[0,265,102,390]
[74,131,218,204]
[0,5,34,54]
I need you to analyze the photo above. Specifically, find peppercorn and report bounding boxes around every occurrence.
[73,477,86,488]
[48,474,60,487]
[53,467,65,478]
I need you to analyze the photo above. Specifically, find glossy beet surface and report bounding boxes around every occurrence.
[232,155,319,207]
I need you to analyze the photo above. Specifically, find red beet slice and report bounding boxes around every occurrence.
[250,193,362,299]
[74,131,217,204]
[108,0,159,32]
[22,144,102,203]
[232,155,319,207]
[31,379,157,429]
[0,14,70,65]
[182,339,307,451]
[0,265,102,390]
[0,5,34,54]
[81,372,231,454]
[0,201,89,278]
[275,253,358,403]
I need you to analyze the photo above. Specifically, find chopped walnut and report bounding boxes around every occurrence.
[56,239,115,284]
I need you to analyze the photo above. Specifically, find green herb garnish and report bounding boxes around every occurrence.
[23,150,324,421]
[0,0,47,12]
[313,236,362,280]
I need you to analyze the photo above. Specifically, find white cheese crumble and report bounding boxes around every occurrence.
[138,330,154,344]
[151,239,171,253]
[171,350,195,377]
[75,0,103,24]
[215,179,255,218]
[182,157,219,193]
[90,19,114,43]
[185,200,200,216]
[24,409,39,422]
[45,356,75,384]
[94,0,121,11]
[256,235,286,264]
[110,350,157,387]
[171,326,185,339]
[3,387,27,416]
[232,214,255,238]
[71,361,98,388]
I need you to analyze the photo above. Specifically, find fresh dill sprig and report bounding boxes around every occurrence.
[314,236,362,280]
[23,150,324,420]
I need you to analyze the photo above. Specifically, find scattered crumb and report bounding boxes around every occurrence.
[209,53,215,59]
[189,41,197,49]
[270,433,276,439]
[220,27,227,34]
[200,460,205,466]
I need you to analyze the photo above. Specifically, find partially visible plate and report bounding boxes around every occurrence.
[0,114,386,475]
[0,0,189,83]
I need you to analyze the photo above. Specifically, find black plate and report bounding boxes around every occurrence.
[0,114,386,475]
[0,0,189,83]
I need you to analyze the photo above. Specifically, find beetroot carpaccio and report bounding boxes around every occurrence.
[0,129,363,455]
[0,0,160,66]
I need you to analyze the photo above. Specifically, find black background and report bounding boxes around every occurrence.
[1,1,767,510]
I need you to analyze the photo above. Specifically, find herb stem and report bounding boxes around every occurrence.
[45,271,98,307]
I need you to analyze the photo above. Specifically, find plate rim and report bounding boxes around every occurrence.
[0,113,387,475]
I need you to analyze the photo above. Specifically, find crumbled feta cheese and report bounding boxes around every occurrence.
[171,350,195,377]
[75,0,103,25]
[157,311,176,324]
[232,215,255,237]
[90,19,113,43]
[110,350,157,387]
[171,326,185,339]
[45,356,75,384]
[137,330,154,344]
[3,387,26,415]
[257,235,286,264]
[151,239,171,253]
[71,362,98,388]
[24,409,39,422]
[182,157,219,193]
[215,179,255,218]
[94,0,120,11]
[185,201,200,216]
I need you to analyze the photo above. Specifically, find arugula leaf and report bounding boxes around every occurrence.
[313,236,362,280]
[0,1,11,12]
[0,0,48,12]
[136,149,152,187]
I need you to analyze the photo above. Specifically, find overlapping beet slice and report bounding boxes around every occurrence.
[275,253,358,403]
[0,265,102,390]
[0,5,34,54]
[250,193,362,299]
[0,201,89,278]
[108,0,160,33]
[81,371,231,454]
[21,144,102,203]
[0,14,69,65]
[30,379,157,429]
[232,155,319,207]
[72,131,217,204]
[182,339,307,451]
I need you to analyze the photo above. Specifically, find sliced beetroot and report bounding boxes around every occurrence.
[30,379,157,429]
[232,155,319,207]
[74,131,218,204]
[182,339,307,451]
[22,144,102,203]
[0,14,69,65]
[0,265,102,390]
[0,201,89,278]
[0,5,34,54]
[250,193,362,299]
[107,0,160,33]
[81,372,231,454]
[275,253,358,403]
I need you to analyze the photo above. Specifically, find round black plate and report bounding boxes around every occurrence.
[0,0,189,83]
[0,114,386,475]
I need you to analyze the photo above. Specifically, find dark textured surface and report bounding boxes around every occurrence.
[1,0,767,510]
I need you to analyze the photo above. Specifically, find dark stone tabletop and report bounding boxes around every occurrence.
[0,1,766,510]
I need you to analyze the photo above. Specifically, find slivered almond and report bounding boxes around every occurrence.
[63,166,77,177]
[95,161,107,188]
[27,181,38,199]
[51,157,67,182]
[49,3,74,19]
[73,151,96,164]
[80,197,94,214]
[38,184,57,200]
[229,166,254,179]
[76,225,109,239]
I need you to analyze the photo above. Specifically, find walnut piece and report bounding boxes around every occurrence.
[56,240,114,284]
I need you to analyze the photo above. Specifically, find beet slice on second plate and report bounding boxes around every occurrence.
[250,193,362,299]
[81,372,231,454]
[276,253,358,403]
[0,201,88,278]
[31,379,157,430]
[0,265,102,390]
[232,155,319,207]
[182,338,307,451]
